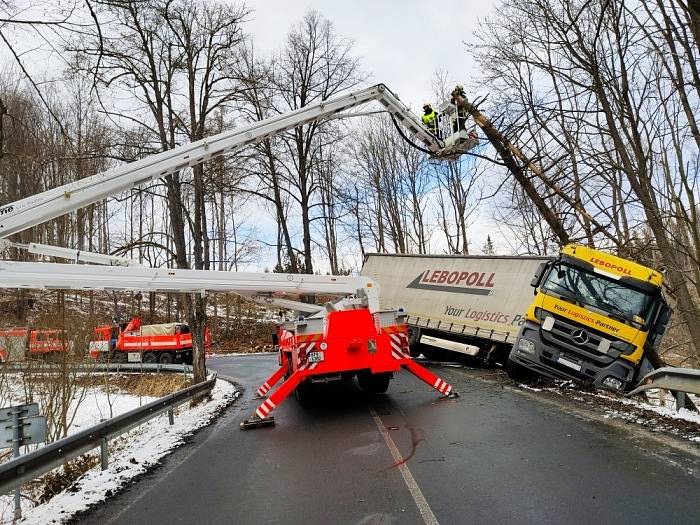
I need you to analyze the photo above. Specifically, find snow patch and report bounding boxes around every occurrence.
[0,379,237,524]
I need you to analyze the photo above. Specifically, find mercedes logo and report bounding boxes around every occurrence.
[572,329,589,345]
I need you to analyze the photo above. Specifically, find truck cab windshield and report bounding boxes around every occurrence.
[541,263,653,325]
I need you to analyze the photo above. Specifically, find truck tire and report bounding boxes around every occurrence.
[143,352,158,364]
[420,346,444,361]
[159,352,174,365]
[113,352,128,363]
[294,379,313,404]
[357,371,391,393]
[506,354,536,382]
[407,327,422,358]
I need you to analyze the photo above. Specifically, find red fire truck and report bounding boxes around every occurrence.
[0,328,72,361]
[89,316,212,365]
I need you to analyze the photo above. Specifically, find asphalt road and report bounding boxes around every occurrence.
[80,354,700,525]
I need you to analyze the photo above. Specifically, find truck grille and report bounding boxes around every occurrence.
[541,314,629,364]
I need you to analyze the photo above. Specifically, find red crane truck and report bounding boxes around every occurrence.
[89,317,211,365]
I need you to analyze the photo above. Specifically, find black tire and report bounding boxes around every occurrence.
[159,352,174,365]
[113,352,128,363]
[143,352,158,364]
[407,327,422,358]
[506,355,537,381]
[294,379,313,404]
[357,371,391,393]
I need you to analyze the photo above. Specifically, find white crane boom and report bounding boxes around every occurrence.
[0,239,141,267]
[0,82,478,311]
[0,261,380,312]
[0,83,471,240]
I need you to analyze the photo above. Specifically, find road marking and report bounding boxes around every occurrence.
[368,406,439,525]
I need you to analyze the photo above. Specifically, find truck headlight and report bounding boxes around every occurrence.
[602,376,623,390]
[517,338,535,355]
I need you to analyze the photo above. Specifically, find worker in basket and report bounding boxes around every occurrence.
[422,101,439,137]
[450,85,470,133]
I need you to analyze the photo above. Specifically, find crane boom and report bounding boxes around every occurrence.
[0,84,450,240]
[0,261,380,312]
[0,81,479,312]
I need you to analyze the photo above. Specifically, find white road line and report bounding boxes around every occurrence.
[368,406,439,525]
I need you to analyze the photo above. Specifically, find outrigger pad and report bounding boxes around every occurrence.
[441,391,460,400]
[240,415,275,430]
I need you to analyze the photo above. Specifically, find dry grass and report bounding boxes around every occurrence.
[34,454,101,503]
[215,320,277,354]
[108,374,189,397]
[73,373,189,398]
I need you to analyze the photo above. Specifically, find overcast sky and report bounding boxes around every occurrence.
[244,0,497,111]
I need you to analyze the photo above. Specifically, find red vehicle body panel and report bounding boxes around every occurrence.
[0,328,70,360]
[89,317,212,359]
[246,308,455,427]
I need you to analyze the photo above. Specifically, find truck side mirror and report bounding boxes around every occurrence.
[530,262,548,288]
[655,304,671,334]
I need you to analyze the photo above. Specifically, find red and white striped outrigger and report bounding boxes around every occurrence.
[241,308,457,428]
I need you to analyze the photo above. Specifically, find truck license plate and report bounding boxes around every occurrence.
[558,356,581,371]
[308,351,324,363]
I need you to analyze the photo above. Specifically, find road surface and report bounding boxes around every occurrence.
[79,354,700,525]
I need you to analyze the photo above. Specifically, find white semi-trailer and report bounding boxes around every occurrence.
[361,253,551,363]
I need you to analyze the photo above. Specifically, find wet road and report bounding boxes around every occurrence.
[79,354,700,525]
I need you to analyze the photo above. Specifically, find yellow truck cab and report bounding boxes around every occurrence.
[507,244,671,391]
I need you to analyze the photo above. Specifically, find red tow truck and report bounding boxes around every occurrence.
[89,317,212,365]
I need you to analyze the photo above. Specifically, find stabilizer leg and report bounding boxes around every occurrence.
[403,359,458,397]
[256,363,288,397]
[240,370,306,430]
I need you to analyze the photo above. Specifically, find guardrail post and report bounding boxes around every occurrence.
[168,408,174,425]
[674,390,687,412]
[12,409,21,520]
[100,437,109,470]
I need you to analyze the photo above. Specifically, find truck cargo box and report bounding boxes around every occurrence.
[136,323,183,336]
[361,253,551,361]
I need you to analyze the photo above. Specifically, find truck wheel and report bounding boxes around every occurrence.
[506,355,536,382]
[113,352,128,363]
[407,327,422,357]
[159,352,174,365]
[294,380,313,404]
[357,371,391,393]
[143,352,158,364]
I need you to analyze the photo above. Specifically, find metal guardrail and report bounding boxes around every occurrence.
[2,362,194,374]
[629,366,700,411]
[0,364,216,495]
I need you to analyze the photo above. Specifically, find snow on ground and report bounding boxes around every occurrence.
[1,374,160,438]
[516,379,700,442]
[0,377,238,524]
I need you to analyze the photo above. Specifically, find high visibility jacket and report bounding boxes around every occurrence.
[422,110,437,130]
